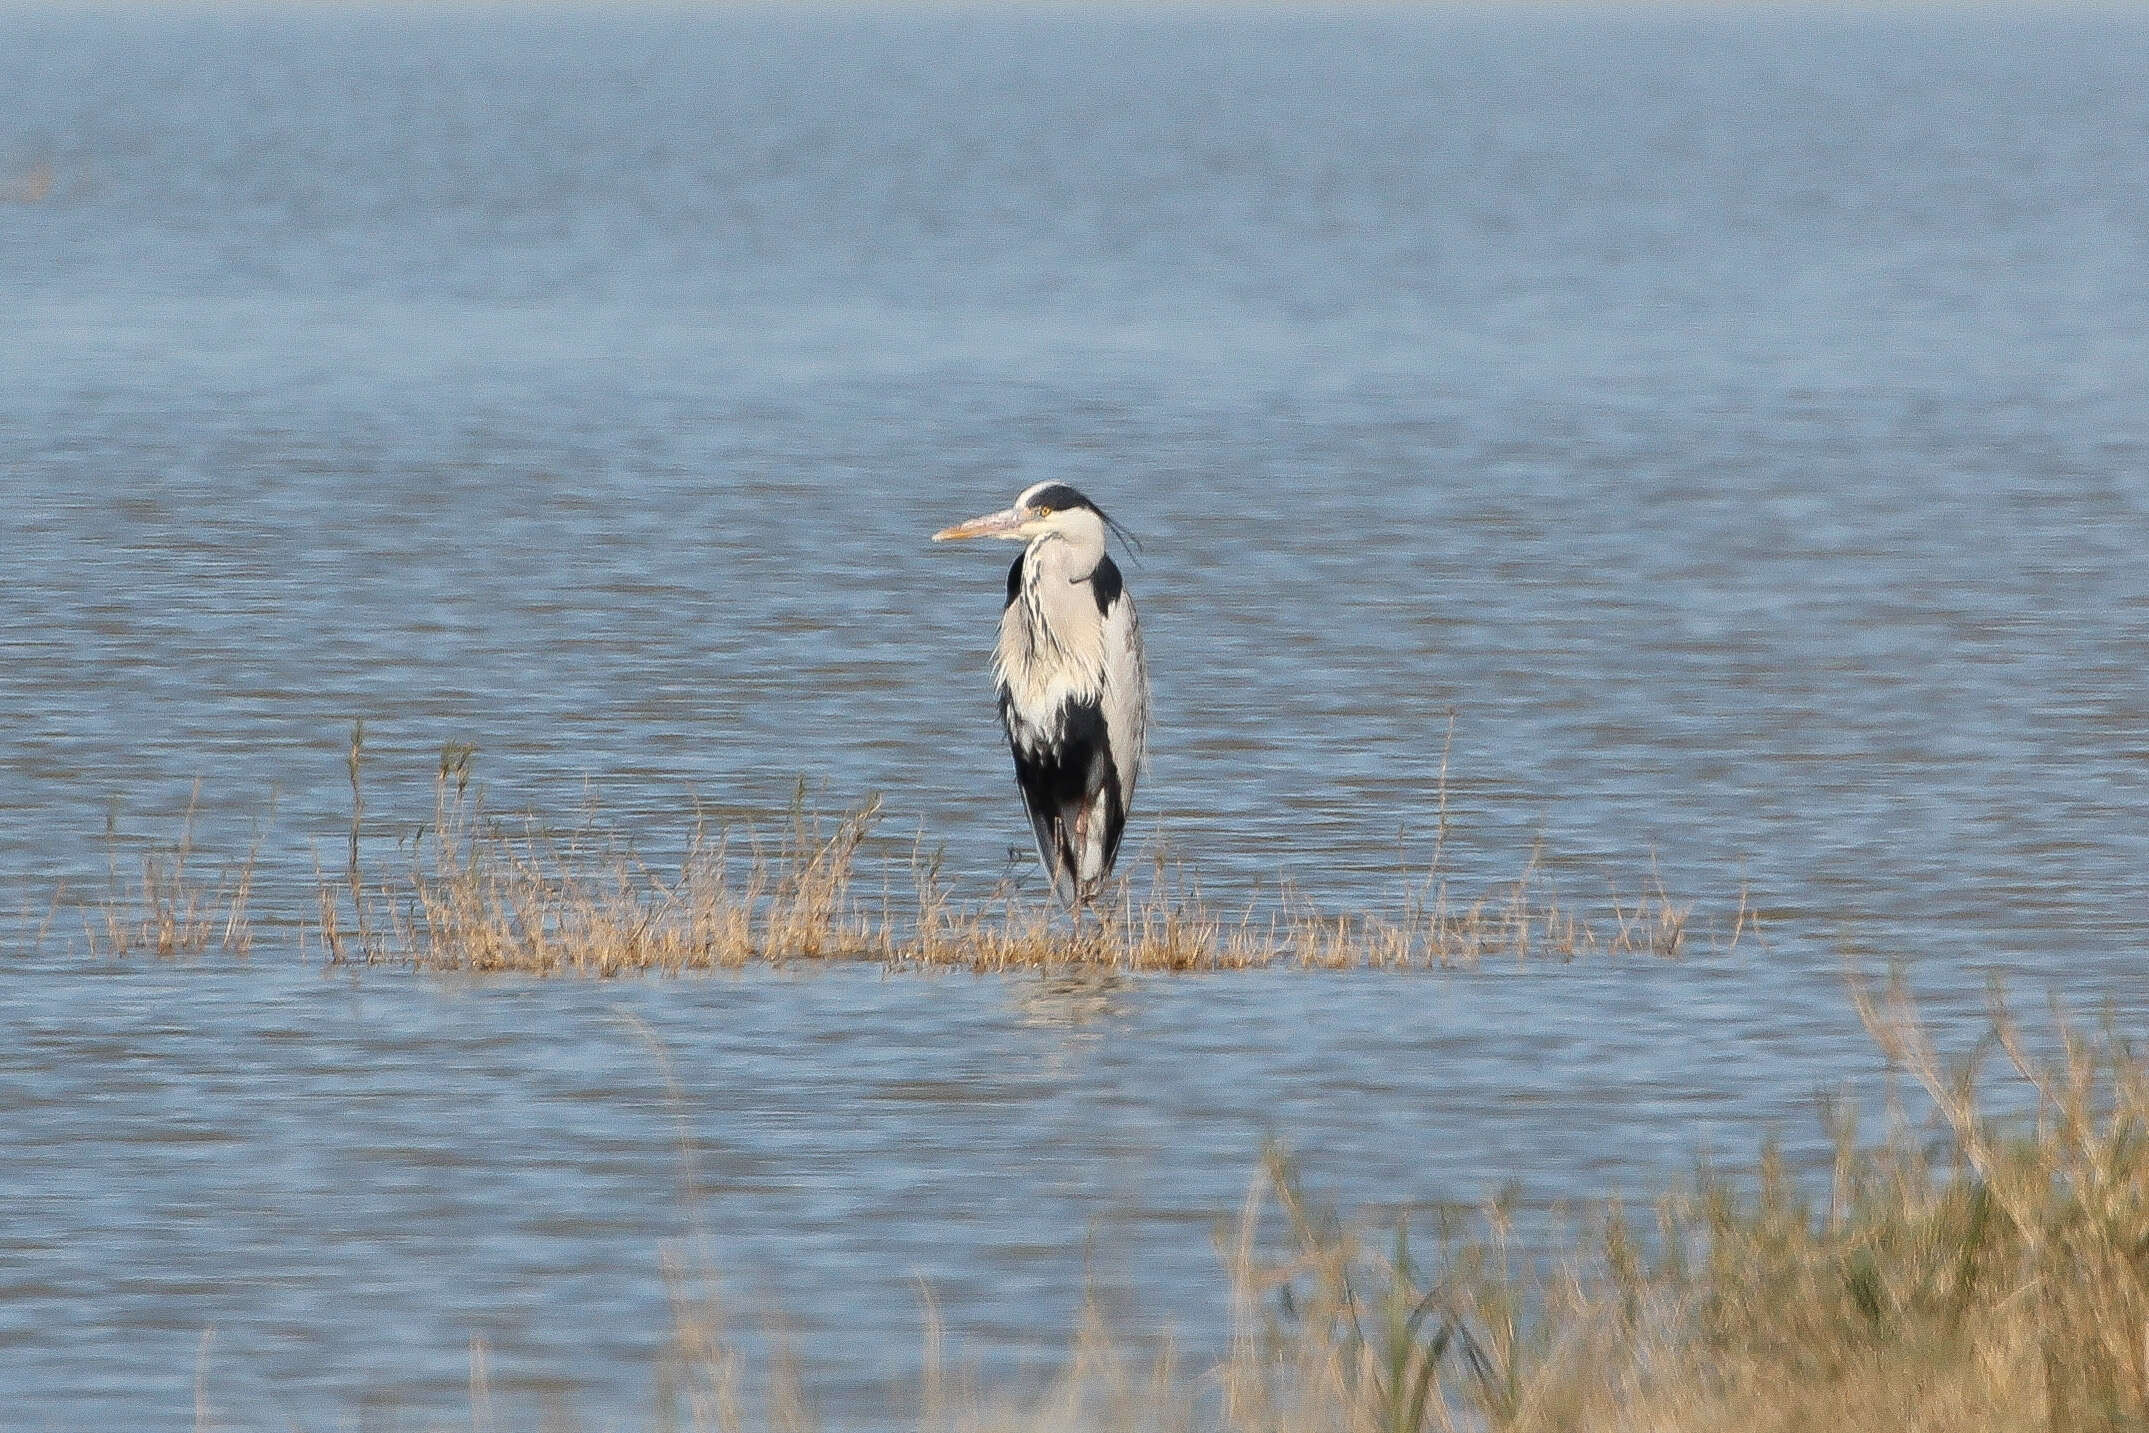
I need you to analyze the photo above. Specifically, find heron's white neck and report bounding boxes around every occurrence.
[1025,511,1107,583]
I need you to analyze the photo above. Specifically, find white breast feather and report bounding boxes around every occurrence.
[994,566,1110,753]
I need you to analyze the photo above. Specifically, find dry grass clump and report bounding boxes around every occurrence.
[79,786,256,960]
[317,742,1712,974]
[1228,980,2149,1433]
[320,758,885,975]
[568,982,2149,1433]
[904,851,1695,974]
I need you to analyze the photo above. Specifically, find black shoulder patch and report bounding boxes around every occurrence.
[1004,552,1025,609]
[1089,554,1123,615]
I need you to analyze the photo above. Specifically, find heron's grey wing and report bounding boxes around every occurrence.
[1094,566,1148,876]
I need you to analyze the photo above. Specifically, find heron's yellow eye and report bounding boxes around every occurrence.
[1033,506,1053,517]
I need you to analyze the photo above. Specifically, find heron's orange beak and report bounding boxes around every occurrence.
[931,507,1032,543]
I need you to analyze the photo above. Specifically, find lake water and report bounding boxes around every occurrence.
[4,3,2148,1426]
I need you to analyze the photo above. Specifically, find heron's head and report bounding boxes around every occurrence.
[931,482,1126,553]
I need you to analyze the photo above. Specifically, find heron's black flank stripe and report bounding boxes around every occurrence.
[1004,552,1025,609]
[1003,696,1125,897]
[1089,555,1123,616]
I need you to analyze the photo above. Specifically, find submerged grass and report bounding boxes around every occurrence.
[80,783,257,960]
[60,725,1723,972]
[448,982,2145,1433]
[309,734,1715,974]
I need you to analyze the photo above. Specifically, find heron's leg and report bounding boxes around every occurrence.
[1068,806,1093,944]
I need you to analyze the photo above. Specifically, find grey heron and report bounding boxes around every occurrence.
[933,482,1150,914]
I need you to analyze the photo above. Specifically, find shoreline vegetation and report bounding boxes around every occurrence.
[70,729,1735,975]
[180,978,2135,1433]
[632,984,2149,1431]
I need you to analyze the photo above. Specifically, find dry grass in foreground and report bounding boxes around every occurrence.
[308,741,1718,975]
[586,982,2149,1433]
